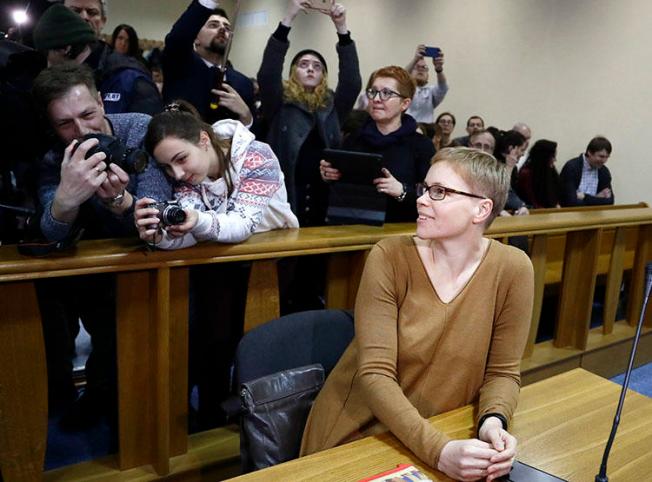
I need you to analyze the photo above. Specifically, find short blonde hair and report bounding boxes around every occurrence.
[431,147,509,226]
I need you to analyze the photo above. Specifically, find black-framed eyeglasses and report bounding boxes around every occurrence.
[365,87,404,101]
[416,182,487,201]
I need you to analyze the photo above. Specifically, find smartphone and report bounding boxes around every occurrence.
[306,0,332,12]
[424,46,441,58]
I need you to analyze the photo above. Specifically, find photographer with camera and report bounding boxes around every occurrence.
[31,62,171,429]
[33,63,171,241]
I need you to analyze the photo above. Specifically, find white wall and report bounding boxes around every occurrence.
[105,0,652,205]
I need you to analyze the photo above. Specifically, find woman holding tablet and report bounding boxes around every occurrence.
[304,147,534,482]
[320,66,435,222]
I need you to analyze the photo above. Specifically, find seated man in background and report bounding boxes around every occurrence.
[469,129,496,154]
[33,3,161,115]
[451,115,484,147]
[163,0,254,125]
[559,136,614,206]
[512,121,532,170]
[31,62,171,426]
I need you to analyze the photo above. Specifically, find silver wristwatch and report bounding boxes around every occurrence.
[104,192,125,207]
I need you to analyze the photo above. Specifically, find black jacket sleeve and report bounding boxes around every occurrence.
[333,36,362,125]
[163,0,213,72]
[257,31,288,124]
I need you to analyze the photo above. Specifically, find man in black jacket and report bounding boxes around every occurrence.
[559,136,614,206]
[162,0,254,126]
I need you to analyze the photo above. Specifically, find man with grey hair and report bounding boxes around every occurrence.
[59,0,162,114]
[64,0,107,37]
[513,121,531,170]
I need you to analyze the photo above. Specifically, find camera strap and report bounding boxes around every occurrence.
[17,226,84,257]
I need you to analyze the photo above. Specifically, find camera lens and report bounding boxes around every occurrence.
[161,205,186,225]
[126,149,149,174]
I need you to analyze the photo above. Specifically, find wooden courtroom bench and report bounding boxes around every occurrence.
[1,206,651,482]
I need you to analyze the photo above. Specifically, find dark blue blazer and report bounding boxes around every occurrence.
[162,0,254,123]
[559,154,614,206]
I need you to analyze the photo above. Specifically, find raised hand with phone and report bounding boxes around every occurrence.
[404,43,449,123]
[257,0,361,226]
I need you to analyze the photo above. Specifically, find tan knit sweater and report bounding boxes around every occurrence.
[300,236,534,467]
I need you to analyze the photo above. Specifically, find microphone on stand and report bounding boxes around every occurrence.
[595,262,652,482]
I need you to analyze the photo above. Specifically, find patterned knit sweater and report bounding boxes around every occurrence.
[154,120,298,249]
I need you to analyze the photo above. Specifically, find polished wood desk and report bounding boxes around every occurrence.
[229,369,652,482]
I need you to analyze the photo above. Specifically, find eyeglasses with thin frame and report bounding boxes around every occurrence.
[416,182,487,201]
[365,87,404,101]
[297,60,323,72]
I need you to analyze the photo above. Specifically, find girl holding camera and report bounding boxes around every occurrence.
[134,101,297,429]
[134,102,298,248]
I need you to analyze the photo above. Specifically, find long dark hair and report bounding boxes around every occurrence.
[526,139,560,208]
[145,100,234,195]
[111,24,141,58]
[491,128,526,162]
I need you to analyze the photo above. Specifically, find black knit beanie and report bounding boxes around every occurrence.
[33,4,96,51]
[290,49,328,74]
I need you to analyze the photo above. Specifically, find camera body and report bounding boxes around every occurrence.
[147,200,187,226]
[74,133,149,174]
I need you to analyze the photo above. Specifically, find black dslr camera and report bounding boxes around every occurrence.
[147,200,187,226]
[74,133,148,174]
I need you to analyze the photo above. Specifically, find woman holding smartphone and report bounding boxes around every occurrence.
[257,0,361,227]
[303,147,533,482]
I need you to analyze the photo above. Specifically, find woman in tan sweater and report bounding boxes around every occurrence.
[301,147,534,481]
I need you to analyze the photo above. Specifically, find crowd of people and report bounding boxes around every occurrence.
[0,0,616,479]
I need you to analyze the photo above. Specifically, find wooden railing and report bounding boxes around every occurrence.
[1,206,651,481]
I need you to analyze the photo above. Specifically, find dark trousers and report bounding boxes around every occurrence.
[36,274,117,410]
[188,262,251,429]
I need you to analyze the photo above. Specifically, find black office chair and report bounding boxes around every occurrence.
[233,309,354,472]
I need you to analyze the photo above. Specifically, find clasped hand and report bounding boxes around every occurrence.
[438,418,516,481]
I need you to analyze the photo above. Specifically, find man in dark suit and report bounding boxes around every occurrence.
[163,0,254,126]
[559,136,614,206]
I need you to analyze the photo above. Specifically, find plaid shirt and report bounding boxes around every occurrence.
[578,154,599,195]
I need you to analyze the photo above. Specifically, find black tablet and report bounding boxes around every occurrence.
[503,460,568,481]
[322,148,384,185]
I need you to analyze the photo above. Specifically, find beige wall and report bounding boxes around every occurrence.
[105,0,651,205]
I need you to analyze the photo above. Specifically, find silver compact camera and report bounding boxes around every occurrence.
[147,200,186,226]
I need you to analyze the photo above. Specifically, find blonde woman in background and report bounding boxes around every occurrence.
[257,0,361,226]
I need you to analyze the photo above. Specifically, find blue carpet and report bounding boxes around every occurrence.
[45,413,114,470]
[610,361,652,397]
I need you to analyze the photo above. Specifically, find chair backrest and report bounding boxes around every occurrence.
[236,309,355,472]
[235,309,355,386]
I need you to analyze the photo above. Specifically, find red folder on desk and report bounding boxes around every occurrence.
[358,464,431,481]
